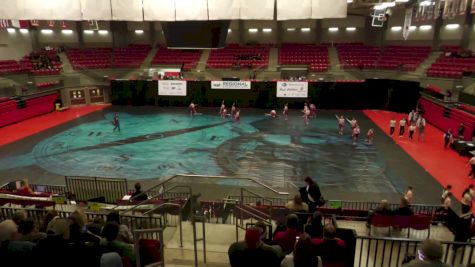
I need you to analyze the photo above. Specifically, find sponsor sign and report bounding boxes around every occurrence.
[158,80,187,96]
[276,81,308,98]
[211,81,251,90]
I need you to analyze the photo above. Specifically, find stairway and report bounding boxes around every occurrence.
[413,51,442,76]
[58,52,74,73]
[328,47,340,71]
[196,50,210,72]
[141,47,158,69]
[267,47,278,71]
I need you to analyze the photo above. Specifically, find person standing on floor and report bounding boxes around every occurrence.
[416,116,426,142]
[458,123,465,140]
[300,177,324,213]
[112,113,120,132]
[389,118,396,136]
[408,123,416,141]
[366,128,375,144]
[441,185,452,203]
[468,155,475,179]
[399,118,406,138]
[335,115,345,135]
[443,129,453,149]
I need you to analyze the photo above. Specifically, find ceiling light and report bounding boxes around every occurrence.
[98,30,108,34]
[248,28,258,33]
[228,29,232,33]
[445,24,459,29]
[84,30,94,34]
[328,27,339,32]
[41,29,53,34]
[287,28,296,31]
[419,25,432,30]
[263,28,272,32]
[7,28,15,33]
[346,27,356,31]
[347,0,353,2]
[301,28,311,32]
[134,30,144,34]
[19,29,29,33]
[395,0,409,2]
[391,26,402,31]
[409,26,417,31]
[61,29,73,34]
[420,0,432,6]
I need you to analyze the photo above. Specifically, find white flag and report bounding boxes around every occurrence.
[403,8,413,40]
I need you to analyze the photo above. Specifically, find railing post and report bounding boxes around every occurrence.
[202,219,206,264]
[192,217,198,267]
[179,206,183,248]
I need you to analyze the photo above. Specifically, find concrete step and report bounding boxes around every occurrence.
[196,50,210,71]
[328,47,340,71]
[141,47,158,69]
[58,52,74,73]
[268,47,279,71]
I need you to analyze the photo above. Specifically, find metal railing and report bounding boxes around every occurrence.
[191,215,207,267]
[143,202,183,248]
[133,228,165,267]
[65,176,128,203]
[355,236,475,267]
[0,206,162,233]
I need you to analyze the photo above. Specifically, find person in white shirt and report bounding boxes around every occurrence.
[399,118,406,137]
[416,117,426,142]
[280,234,322,267]
[408,123,416,140]
[389,119,396,136]
[468,156,475,179]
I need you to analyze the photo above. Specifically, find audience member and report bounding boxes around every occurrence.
[404,186,414,204]
[0,219,35,267]
[87,217,106,237]
[228,227,280,267]
[274,214,301,254]
[300,177,324,213]
[12,210,28,225]
[396,198,414,216]
[311,223,346,267]
[69,209,101,245]
[367,199,393,227]
[280,234,322,267]
[39,210,58,233]
[286,195,309,212]
[18,218,46,243]
[402,239,451,267]
[304,211,323,239]
[131,182,148,201]
[441,185,452,203]
[100,222,135,263]
[16,179,34,195]
[106,212,133,244]
[255,221,277,247]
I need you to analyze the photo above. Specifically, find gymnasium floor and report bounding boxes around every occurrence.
[1,105,469,206]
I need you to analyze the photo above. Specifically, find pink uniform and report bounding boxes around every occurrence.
[270,110,277,118]
[283,105,288,120]
[189,103,197,115]
[338,118,345,135]
[310,104,317,118]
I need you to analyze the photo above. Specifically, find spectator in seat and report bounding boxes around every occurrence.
[396,198,414,216]
[228,227,280,267]
[402,239,451,267]
[18,218,46,243]
[255,221,277,246]
[39,210,58,233]
[311,223,346,266]
[281,233,322,267]
[286,195,309,212]
[131,182,148,201]
[0,219,35,267]
[367,199,393,227]
[106,211,133,244]
[69,209,101,246]
[87,217,106,237]
[12,210,28,226]
[16,179,33,195]
[101,222,136,264]
[274,214,301,254]
[304,211,324,239]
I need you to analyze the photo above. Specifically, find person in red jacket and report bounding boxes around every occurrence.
[273,214,301,254]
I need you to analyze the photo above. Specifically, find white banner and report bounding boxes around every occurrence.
[277,0,311,20]
[208,0,240,20]
[111,0,143,21]
[403,8,413,40]
[143,0,175,21]
[312,0,347,19]
[158,80,187,96]
[0,0,24,20]
[276,82,308,98]
[175,0,208,21]
[211,81,251,90]
[240,0,275,20]
[81,0,112,20]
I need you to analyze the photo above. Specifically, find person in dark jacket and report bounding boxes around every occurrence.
[301,177,323,213]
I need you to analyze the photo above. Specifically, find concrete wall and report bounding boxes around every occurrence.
[0,28,33,60]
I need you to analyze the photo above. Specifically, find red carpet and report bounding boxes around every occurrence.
[364,110,473,210]
[0,104,109,147]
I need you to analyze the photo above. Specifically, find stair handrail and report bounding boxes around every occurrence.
[142,202,183,248]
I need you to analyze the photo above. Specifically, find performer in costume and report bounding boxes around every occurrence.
[366,128,375,144]
[303,105,310,125]
[346,117,357,129]
[283,103,289,121]
[309,103,317,119]
[231,103,236,117]
[389,118,396,136]
[219,100,225,116]
[399,118,406,137]
[234,109,240,123]
[265,109,278,118]
[352,125,360,145]
[335,115,345,135]
[112,113,120,132]
[189,101,197,116]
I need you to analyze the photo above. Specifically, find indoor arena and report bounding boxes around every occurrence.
[0,1,475,267]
